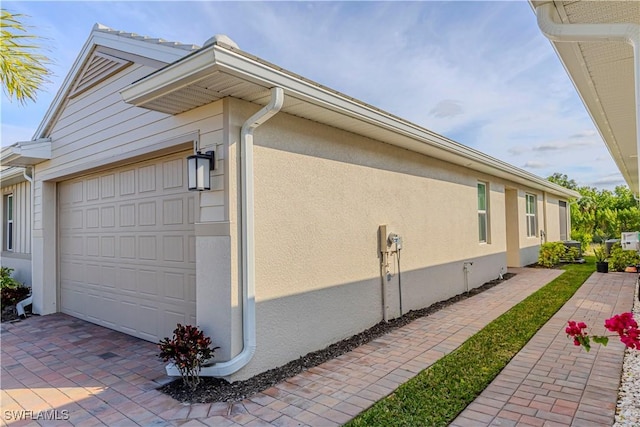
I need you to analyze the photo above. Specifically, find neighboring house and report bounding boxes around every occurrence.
[0,24,578,381]
[1,167,32,285]
[530,1,640,194]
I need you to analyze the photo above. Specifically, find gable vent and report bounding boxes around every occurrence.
[70,50,132,98]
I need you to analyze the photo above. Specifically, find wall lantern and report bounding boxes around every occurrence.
[187,151,215,191]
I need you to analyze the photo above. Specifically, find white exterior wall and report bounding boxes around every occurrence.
[1,180,32,285]
[32,61,225,316]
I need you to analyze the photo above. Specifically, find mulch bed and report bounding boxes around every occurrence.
[1,305,31,323]
[162,272,515,403]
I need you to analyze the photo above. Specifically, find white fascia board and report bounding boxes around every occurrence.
[120,47,218,105]
[213,48,580,198]
[122,44,580,199]
[0,167,27,187]
[34,28,191,139]
[0,139,52,167]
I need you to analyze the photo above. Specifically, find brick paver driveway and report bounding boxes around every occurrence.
[3,267,612,427]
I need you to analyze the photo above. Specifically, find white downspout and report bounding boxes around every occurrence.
[16,167,34,317]
[180,87,284,378]
[536,2,640,193]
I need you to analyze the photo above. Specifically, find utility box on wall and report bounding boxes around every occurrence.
[621,232,640,251]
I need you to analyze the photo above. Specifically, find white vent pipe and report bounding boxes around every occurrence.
[536,2,640,191]
[169,87,284,378]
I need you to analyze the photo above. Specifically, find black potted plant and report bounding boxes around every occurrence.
[594,244,608,273]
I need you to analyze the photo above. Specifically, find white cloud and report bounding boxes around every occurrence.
[429,100,464,119]
[522,161,548,169]
[570,130,597,139]
[590,174,628,188]
[532,140,595,152]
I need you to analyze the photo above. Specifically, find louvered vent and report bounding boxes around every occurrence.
[69,51,132,98]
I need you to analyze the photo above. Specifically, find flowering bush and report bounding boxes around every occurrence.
[158,324,218,390]
[566,312,640,351]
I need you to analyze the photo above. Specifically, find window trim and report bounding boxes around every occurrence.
[525,193,537,238]
[5,193,14,251]
[477,182,489,243]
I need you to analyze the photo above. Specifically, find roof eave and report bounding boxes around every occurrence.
[121,44,580,200]
[0,167,28,187]
[1,139,52,167]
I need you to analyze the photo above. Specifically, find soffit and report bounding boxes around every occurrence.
[0,140,52,167]
[0,167,27,187]
[534,0,639,192]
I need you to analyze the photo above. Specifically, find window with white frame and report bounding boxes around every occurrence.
[5,194,13,251]
[526,193,537,237]
[478,182,489,243]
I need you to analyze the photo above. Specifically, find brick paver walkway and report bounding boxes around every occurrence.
[452,271,637,427]
[1,267,598,427]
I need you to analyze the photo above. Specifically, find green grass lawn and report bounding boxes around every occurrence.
[346,259,595,427]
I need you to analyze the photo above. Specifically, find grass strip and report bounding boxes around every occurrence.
[347,259,595,427]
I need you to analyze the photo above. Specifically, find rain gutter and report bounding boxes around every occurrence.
[536,1,640,193]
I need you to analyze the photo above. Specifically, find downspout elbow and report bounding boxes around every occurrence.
[173,87,284,378]
[536,2,638,45]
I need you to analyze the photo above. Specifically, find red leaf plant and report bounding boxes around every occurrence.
[158,324,219,390]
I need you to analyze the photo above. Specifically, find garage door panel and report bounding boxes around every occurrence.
[100,237,115,257]
[101,265,116,289]
[101,206,115,227]
[138,164,156,193]
[119,267,137,292]
[101,174,115,199]
[61,284,85,317]
[164,236,184,262]
[139,304,159,338]
[87,237,99,256]
[59,151,197,342]
[71,210,83,229]
[86,208,99,228]
[86,264,100,285]
[139,236,157,260]
[119,236,136,258]
[138,269,158,296]
[119,204,136,227]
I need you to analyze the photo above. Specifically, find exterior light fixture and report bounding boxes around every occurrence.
[187,151,215,191]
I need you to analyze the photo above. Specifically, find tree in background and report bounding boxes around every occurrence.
[548,172,578,190]
[0,9,51,104]
[548,173,640,247]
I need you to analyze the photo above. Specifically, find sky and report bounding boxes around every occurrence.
[0,0,628,190]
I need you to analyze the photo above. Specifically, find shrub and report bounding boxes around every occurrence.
[608,243,640,272]
[158,324,218,390]
[0,267,30,310]
[570,231,592,254]
[564,247,581,262]
[538,242,566,268]
[1,267,20,288]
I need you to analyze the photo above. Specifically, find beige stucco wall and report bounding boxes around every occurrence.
[503,188,570,267]
[223,98,511,380]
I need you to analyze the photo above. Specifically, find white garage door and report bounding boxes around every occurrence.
[59,151,197,342]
